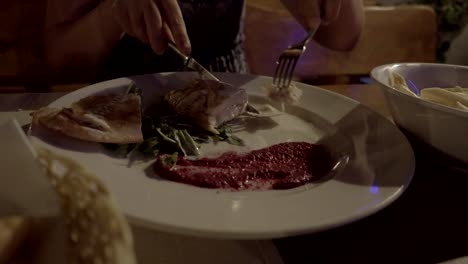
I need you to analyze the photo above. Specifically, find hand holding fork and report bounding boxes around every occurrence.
[272,27,318,90]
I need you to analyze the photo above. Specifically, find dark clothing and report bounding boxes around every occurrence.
[97,0,248,81]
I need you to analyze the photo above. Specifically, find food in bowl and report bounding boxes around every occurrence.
[389,71,468,111]
[420,87,468,111]
[371,63,468,164]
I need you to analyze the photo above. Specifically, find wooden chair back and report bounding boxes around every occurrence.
[244,2,437,83]
[0,1,437,91]
[0,0,47,91]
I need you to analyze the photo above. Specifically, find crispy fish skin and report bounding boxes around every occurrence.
[164,79,248,133]
[32,93,143,144]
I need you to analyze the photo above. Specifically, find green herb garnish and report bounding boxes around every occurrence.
[137,137,160,156]
[104,84,245,159]
[126,81,141,95]
[213,126,245,146]
[161,152,178,169]
[103,143,137,158]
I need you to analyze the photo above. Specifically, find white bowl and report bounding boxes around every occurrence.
[371,63,468,164]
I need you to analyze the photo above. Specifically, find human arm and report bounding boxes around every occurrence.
[280,0,364,51]
[43,0,123,79]
[43,0,191,79]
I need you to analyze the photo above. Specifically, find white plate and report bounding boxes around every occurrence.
[30,72,415,239]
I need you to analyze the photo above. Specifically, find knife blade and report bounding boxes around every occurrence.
[168,42,219,81]
[185,56,220,81]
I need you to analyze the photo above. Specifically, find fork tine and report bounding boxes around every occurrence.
[272,29,317,89]
[280,57,294,88]
[285,57,299,87]
[273,60,281,85]
[273,55,284,85]
[274,57,287,86]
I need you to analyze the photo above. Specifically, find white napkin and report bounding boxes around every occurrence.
[0,118,59,218]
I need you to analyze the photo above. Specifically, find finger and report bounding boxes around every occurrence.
[158,0,191,54]
[111,0,133,35]
[129,7,148,44]
[144,1,165,54]
[283,0,320,32]
[162,21,175,44]
[321,0,342,25]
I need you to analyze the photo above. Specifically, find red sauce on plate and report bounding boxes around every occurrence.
[153,142,335,190]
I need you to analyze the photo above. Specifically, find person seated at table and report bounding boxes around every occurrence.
[377,0,468,64]
[43,0,364,81]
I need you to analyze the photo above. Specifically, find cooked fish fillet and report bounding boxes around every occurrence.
[32,93,143,144]
[164,79,248,133]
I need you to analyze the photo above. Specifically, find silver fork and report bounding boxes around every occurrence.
[273,28,318,89]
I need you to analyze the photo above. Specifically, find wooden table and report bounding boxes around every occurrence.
[276,152,468,264]
[1,84,467,264]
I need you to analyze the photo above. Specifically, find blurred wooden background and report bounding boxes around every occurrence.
[244,0,437,84]
[0,0,47,89]
[0,0,436,92]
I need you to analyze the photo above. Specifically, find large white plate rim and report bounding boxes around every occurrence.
[30,72,415,239]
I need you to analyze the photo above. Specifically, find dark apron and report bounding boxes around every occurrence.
[96,0,246,82]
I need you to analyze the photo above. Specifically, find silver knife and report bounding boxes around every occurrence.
[168,42,218,81]
[167,43,260,114]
